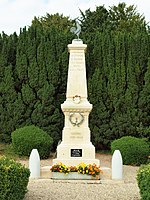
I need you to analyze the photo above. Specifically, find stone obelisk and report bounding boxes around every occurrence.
[53,21,99,166]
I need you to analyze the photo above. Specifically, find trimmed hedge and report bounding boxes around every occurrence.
[12,125,53,159]
[111,136,150,165]
[0,156,30,200]
[137,164,150,200]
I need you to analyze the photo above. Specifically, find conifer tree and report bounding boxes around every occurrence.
[138,58,150,129]
[15,15,71,147]
[89,68,110,149]
[0,33,18,142]
[0,65,17,142]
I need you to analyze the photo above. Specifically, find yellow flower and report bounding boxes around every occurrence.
[50,162,102,177]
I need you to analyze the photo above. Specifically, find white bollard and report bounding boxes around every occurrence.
[29,149,40,178]
[112,150,123,180]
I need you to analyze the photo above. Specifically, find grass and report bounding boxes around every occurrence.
[0,143,28,160]
[0,143,54,160]
[0,143,112,161]
[96,149,111,155]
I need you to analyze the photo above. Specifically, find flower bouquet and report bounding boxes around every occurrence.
[77,162,102,177]
[50,162,70,174]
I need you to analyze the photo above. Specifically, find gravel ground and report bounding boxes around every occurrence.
[19,154,141,200]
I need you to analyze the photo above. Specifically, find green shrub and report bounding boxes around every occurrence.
[111,136,150,165]
[137,164,150,200]
[12,125,53,159]
[0,156,30,200]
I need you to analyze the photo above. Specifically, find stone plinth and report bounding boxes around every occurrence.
[53,39,99,166]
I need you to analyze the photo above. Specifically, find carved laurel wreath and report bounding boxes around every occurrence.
[69,112,84,127]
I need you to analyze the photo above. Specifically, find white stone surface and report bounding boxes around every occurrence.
[29,149,40,178]
[53,39,99,166]
[51,172,100,180]
[112,150,123,180]
[66,39,87,99]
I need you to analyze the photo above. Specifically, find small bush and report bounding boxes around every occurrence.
[12,125,53,159]
[137,164,150,200]
[111,136,150,165]
[0,156,30,200]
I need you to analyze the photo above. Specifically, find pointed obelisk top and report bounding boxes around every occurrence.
[66,39,87,99]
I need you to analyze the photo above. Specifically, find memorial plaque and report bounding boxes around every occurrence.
[71,149,82,157]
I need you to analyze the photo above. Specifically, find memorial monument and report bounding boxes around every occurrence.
[53,20,99,166]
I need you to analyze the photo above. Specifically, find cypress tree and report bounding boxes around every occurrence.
[138,57,150,130]
[0,32,18,142]
[0,65,17,142]
[89,67,110,149]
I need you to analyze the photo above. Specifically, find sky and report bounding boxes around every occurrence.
[0,0,150,35]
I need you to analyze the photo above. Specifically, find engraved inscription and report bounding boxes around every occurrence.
[70,54,84,71]
[71,132,80,135]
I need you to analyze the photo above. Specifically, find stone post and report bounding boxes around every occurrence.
[112,150,123,180]
[29,149,40,178]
